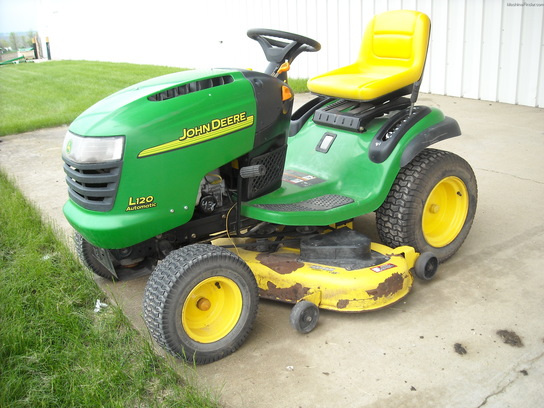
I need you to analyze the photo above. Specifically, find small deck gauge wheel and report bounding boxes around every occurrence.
[290,300,319,334]
[414,252,439,280]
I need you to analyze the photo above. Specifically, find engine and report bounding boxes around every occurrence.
[196,172,227,215]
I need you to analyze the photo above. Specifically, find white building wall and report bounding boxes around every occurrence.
[37,0,544,107]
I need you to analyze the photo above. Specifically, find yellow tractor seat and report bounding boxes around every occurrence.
[307,10,430,102]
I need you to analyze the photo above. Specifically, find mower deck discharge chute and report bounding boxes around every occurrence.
[63,10,477,364]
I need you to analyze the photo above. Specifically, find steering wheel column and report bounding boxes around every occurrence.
[247,28,321,77]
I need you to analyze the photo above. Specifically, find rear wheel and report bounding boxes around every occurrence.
[376,149,477,262]
[143,244,258,364]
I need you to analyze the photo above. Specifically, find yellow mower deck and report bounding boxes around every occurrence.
[227,242,419,313]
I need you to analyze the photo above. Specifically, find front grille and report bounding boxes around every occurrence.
[63,157,122,211]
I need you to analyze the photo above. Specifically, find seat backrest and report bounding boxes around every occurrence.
[358,10,430,82]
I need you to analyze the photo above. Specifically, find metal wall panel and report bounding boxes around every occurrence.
[226,0,543,107]
[516,2,544,106]
[40,0,544,107]
[462,0,484,100]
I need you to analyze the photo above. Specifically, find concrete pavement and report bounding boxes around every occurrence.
[1,94,543,408]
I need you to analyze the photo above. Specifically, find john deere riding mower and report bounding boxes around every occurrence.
[62,10,477,364]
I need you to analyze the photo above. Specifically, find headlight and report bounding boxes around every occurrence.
[62,132,125,163]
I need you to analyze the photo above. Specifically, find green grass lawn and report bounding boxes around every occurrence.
[0,61,183,136]
[288,77,310,94]
[0,172,220,408]
[0,60,226,407]
[0,60,310,406]
[0,60,309,136]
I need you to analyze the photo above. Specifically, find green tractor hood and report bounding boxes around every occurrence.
[63,69,261,248]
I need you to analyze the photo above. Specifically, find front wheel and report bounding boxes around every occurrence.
[143,244,259,364]
[74,232,117,280]
[376,149,477,262]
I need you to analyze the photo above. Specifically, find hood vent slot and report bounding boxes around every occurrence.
[148,75,234,101]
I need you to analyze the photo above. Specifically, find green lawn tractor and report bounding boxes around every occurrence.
[62,10,477,364]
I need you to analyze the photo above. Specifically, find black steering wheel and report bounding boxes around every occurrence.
[247,28,321,75]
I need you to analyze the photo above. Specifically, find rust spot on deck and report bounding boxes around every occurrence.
[256,252,304,275]
[260,281,310,303]
[366,273,404,300]
[336,299,350,309]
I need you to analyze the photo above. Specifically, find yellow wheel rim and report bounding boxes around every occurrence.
[182,276,243,344]
[422,176,469,248]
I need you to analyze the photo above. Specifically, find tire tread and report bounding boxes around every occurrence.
[143,245,258,364]
[376,148,477,262]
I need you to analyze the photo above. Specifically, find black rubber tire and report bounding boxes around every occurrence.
[414,252,439,280]
[142,244,259,365]
[74,232,117,280]
[376,149,477,262]
[290,301,319,334]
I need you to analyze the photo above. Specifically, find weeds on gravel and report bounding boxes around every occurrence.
[0,171,219,408]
